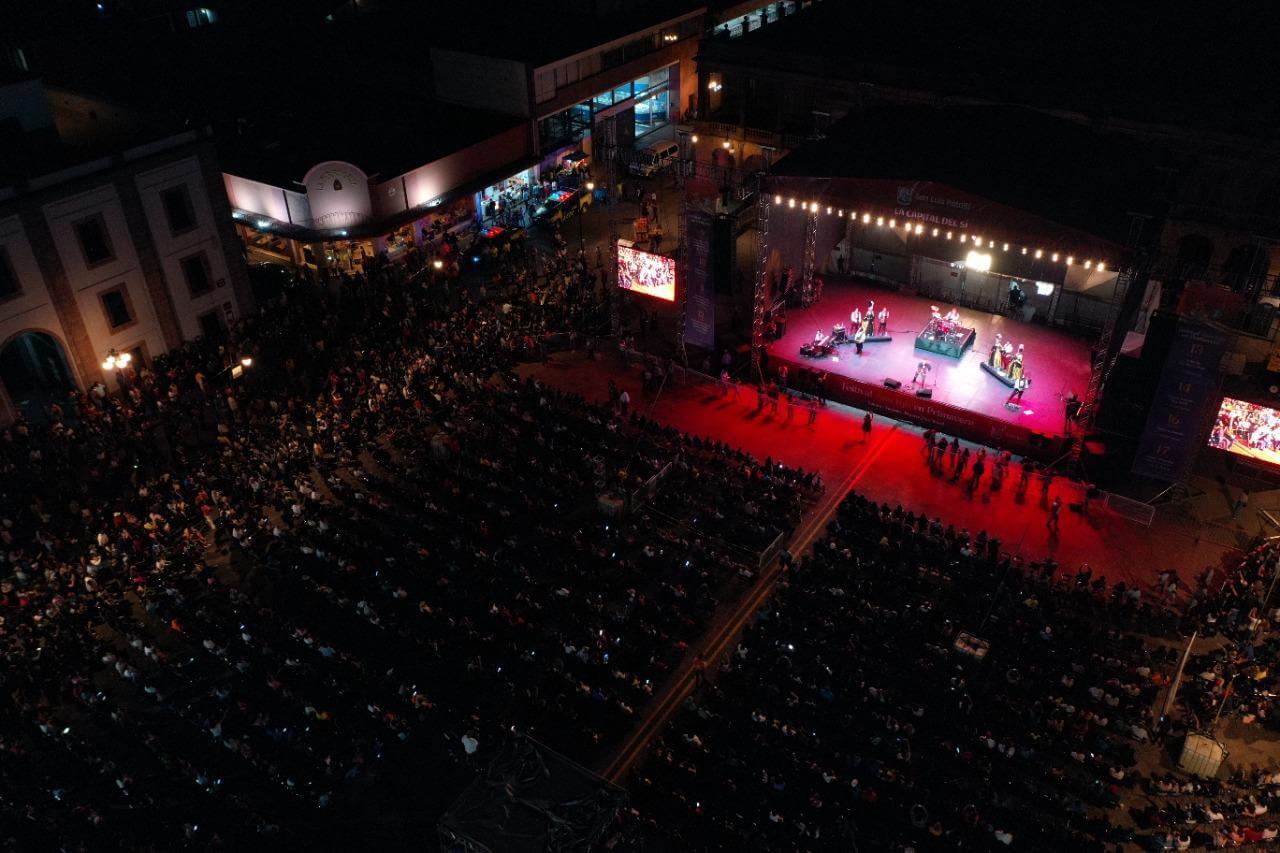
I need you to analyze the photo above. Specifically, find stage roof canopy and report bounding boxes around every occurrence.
[769,104,1173,262]
[438,736,626,853]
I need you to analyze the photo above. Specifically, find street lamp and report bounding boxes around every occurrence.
[101,349,132,393]
[224,355,254,381]
[579,182,597,248]
[101,349,131,372]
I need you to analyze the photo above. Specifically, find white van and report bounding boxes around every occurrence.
[629,141,679,177]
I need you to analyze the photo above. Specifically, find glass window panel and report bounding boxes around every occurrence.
[593,90,613,109]
[613,82,632,102]
[633,75,649,95]
[649,66,669,86]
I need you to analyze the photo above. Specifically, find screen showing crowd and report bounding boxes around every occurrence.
[617,243,676,302]
[1209,397,1280,467]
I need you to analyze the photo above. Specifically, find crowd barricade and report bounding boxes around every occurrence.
[757,530,787,573]
[1104,491,1157,525]
[628,461,674,513]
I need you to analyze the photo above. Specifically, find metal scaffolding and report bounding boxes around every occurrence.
[750,185,772,384]
[599,115,622,337]
[799,208,819,307]
[675,195,689,367]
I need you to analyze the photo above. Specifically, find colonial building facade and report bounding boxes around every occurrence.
[0,79,251,421]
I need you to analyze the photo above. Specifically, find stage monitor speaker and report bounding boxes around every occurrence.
[916,388,932,399]
[884,378,902,390]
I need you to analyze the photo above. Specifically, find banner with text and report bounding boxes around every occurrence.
[685,210,716,349]
[1132,320,1229,482]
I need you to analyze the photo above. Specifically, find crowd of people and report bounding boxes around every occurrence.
[7,194,1280,852]
[626,491,1202,851]
[0,236,820,850]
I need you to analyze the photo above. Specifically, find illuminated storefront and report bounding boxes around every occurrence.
[475,166,537,224]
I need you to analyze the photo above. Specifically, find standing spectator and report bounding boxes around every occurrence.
[1233,490,1250,521]
[970,451,986,491]
[1048,494,1062,532]
[861,411,873,442]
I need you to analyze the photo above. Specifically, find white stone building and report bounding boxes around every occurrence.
[0,75,252,421]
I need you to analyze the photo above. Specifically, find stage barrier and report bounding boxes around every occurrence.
[775,355,1068,461]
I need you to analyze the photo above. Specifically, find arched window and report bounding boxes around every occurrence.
[0,331,76,417]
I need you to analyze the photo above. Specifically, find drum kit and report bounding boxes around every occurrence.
[923,306,965,342]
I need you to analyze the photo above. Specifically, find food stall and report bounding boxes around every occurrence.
[533,188,581,227]
[476,167,536,224]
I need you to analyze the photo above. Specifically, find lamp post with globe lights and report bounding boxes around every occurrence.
[101,349,133,392]
[578,181,596,248]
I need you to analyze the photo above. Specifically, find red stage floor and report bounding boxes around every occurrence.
[523,354,1240,592]
[771,282,1093,439]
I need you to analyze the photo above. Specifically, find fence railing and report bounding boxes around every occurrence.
[629,461,674,513]
[1106,491,1157,525]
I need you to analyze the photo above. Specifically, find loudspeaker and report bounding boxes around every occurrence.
[884,378,902,390]
[916,388,932,399]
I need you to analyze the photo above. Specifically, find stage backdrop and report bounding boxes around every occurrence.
[685,210,716,349]
[1131,320,1229,482]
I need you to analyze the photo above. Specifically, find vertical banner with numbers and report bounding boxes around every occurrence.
[1132,320,1229,482]
[685,210,716,349]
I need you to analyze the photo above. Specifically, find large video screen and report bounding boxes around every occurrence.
[618,243,676,302]
[1210,397,1280,466]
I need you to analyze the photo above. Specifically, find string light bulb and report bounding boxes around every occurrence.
[1035,249,1043,259]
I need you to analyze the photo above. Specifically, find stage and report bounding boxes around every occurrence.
[769,282,1094,457]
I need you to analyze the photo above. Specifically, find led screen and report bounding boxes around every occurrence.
[617,243,676,302]
[1210,397,1280,467]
